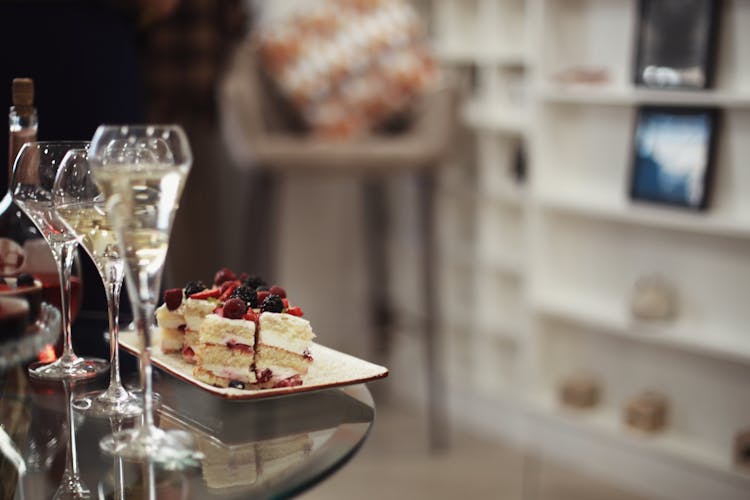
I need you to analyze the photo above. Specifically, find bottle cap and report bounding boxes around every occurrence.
[12,78,34,113]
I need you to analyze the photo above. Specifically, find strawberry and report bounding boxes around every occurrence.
[243,309,258,322]
[257,290,270,304]
[282,298,289,309]
[219,281,239,301]
[286,306,304,317]
[189,287,221,300]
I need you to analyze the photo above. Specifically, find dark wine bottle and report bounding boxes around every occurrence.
[0,77,56,279]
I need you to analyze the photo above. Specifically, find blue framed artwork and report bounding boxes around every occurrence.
[630,107,719,210]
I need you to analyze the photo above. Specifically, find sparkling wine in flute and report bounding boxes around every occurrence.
[93,164,184,280]
[91,125,198,464]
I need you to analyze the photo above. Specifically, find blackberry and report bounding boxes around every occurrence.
[17,273,35,287]
[255,285,269,292]
[228,380,245,390]
[242,275,267,290]
[231,285,258,308]
[261,294,284,313]
[184,280,206,297]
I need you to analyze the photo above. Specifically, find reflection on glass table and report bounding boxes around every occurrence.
[0,362,376,499]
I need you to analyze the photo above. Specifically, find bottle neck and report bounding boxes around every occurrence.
[6,106,38,195]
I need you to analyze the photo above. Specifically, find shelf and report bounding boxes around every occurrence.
[531,290,750,367]
[462,100,527,134]
[527,393,750,486]
[537,190,750,240]
[435,44,527,67]
[538,84,750,108]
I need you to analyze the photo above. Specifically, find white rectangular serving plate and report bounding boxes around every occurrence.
[119,330,388,400]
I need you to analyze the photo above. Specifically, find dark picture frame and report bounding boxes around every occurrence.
[633,0,720,89]
[629,106,719,211]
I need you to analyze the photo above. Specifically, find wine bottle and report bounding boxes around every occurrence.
[1,78,65,305]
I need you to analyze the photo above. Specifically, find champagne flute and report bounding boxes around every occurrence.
[90,125,199,464]
[53,149,142,417]
[11,142,108,380]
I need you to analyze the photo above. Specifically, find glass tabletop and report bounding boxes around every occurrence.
[0,359,376,499]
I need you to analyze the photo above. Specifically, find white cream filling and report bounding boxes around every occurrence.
[203,364,254,382]
[155,305,185,329]
[218,333,254,346]
[258,330,310,355]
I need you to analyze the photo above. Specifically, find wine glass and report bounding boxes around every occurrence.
[53,149,142,417]
[90,125,199,465]
[11,142,108,380]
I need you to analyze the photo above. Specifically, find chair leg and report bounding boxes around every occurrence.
[418,170,449,451]
[362,179,392,363]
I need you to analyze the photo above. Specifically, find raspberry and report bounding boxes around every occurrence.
[223,298,247,319]
[231,286,258,307]
[239,272,249,282]
[256,290,270,304]
[261,294,284,313]
[214,267,237,286]
[184,280,206,297]
[286,306,304,317]
[163,288,183,311]
[17,273,35,287]
[242,275,267,290]
[269,285,287,298]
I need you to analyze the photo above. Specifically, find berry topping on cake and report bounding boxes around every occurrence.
[184,280,206,296]
[243,309,258,322]
[190,287,221,300]
[214,267,237,286]
[256,290,270,304]
[229,380,245,390]
[0,277,6,285]
[223,298,247,319]
[231,285,258,307]
[261,294,284,313]
[219,281,239,301]
[242,275,267,290]
[269,285,287,298]
[17,273,35,287]
[163,288,183,310]
[287,306,304,317]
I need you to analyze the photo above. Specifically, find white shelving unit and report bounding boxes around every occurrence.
[423,1,750,499]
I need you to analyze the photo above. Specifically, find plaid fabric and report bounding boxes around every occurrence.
[255,0,437,139]
[140,0,248,124]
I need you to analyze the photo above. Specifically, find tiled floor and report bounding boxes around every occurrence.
[300,402,649,500]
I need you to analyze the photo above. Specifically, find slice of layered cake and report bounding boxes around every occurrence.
[255,310,315,388]
[193,299,257,389]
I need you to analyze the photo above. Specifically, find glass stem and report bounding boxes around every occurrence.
[59,380,86,494]
[55,242,78,365]
[136,299,156,431]
[102,262,125,400]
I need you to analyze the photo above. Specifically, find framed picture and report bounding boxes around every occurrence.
[629,107,719,210]
[633,0,720,89]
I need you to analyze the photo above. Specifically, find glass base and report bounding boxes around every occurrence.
[72,388,143,418]
[99,426,203,470]
[52,472,91,500]
[28,356,109,381]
